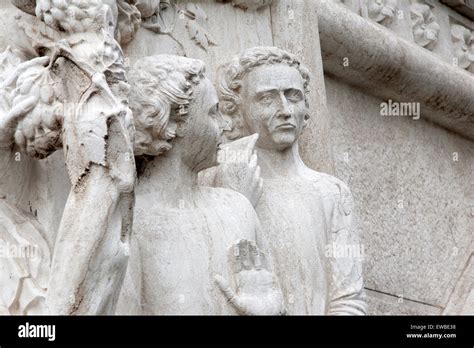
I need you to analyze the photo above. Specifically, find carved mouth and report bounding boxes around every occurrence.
[276,123,296,130]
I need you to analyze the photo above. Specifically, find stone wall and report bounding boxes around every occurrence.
[325,75,473,314]
[0,0,471,315]
[320,0,473,314]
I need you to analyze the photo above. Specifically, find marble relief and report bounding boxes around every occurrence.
[451,24,474,71]
[0,0,366,316]
[410,1,440,50]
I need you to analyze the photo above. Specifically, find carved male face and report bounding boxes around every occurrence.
[179,78,223,172]
[240,64,308,151]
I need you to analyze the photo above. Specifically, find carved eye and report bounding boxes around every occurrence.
[209,103,219,118]
[259,94,274,105]
[286,90,303,103]
[160,0,171,11]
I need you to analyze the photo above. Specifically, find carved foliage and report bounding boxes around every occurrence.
[182,3,217,52]
[451,24,474,71]
[410,1,440,50]
[116,0,142,45]
[367,0,398,26]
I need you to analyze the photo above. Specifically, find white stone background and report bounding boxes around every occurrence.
[0,0,472,315]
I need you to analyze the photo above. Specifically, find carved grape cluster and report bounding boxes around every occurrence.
[11,63,63,159]
[35,0,111,33]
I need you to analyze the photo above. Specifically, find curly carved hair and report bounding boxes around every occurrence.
[218,46,311,140]
[129,54,206,156]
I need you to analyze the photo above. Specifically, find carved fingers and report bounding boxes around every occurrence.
[243,133,258,162]
[213,134,264,207]
[215,239,285,315]
[232,239,267,273]
[248,151,263,207]
[213,274,248,314]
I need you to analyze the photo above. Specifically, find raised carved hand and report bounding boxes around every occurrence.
[214,239,285,315]
[212,134,263,207]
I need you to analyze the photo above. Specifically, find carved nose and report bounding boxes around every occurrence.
[278,93,292,118]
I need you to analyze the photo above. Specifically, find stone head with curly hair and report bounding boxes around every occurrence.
[129,54,223,173]
[218,46,311,151]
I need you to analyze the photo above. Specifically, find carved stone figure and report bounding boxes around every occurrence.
[12,0,141,45]
[7,0,137,314]
[410,2,440,50]
[218,46,367,315]
[451,24,474,71]
[0,47,53,315]
[117,54,284,315]
[367,0,397,26]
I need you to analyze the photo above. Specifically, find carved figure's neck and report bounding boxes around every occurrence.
[256,142,305,179]
[138,146,201,207]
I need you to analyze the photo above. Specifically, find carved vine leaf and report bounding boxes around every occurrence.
[63,103,108,187]
[0,47,22,112]
[15,15,66,51]
[183,3,217,51]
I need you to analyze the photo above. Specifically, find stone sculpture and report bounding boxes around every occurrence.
[117,54,284,315]
[410,2,440,50]
[4,0,137,314]
[367,0,397,26]
[451,24,474,71]
[217,46,367,315]
[0,48,53,315]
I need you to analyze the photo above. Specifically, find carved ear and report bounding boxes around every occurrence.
[174,119,187,138]
[303,113,310,128]
[223,112,245,141]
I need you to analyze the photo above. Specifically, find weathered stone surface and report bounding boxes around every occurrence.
[0,0,471,317]
[443,254,474,315]
[366,289,442,315]
[325,75,474,309]
[316,0,474,140]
